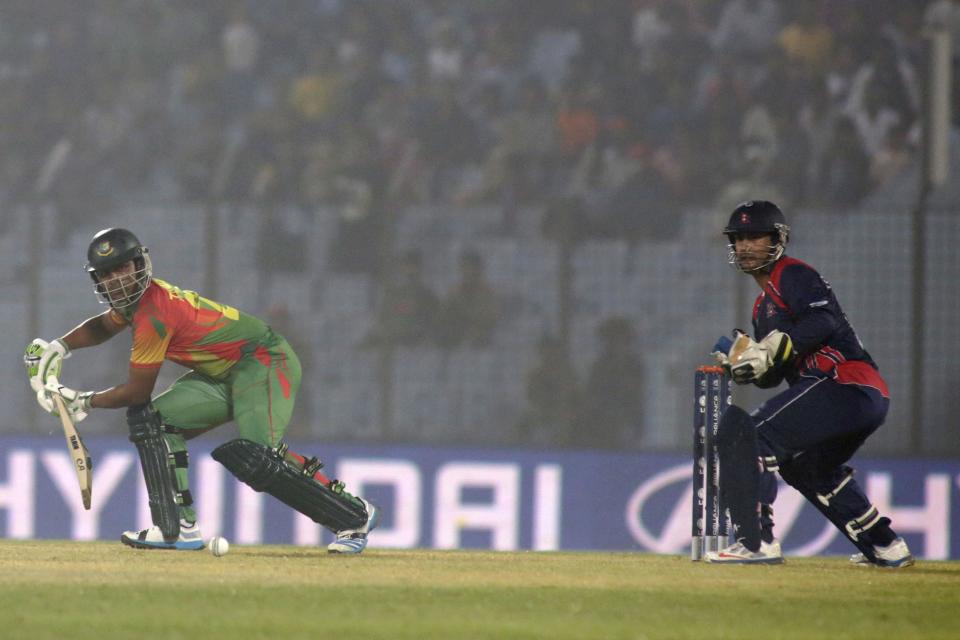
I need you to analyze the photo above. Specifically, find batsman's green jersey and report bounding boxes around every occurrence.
[113,279,303,521]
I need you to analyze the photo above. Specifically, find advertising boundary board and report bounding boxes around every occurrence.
[0,437,956,559]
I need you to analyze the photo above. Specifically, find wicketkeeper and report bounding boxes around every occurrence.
[24,228,379,553]
[704,201,913,568]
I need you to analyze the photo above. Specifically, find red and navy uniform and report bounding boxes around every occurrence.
[750,257,894,551]
[752,256,888,397]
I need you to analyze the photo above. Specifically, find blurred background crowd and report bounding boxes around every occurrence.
[1,0,938,239]
[1,0,957,456]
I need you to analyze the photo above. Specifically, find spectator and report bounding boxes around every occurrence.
[435,249,500,349]
[740,102,780,176]
[555,84,601,166]
[844,44,918,141]
[288,45,345,136]
[496,78,557,200]
[411,81,479,201]
[363,249,438,348]
[710,0,783,57]
[526,10,581,92]
[581,317,645,447]
[821,116,872,206]
[381,27,420,85]
[797,80,841,204]
[322,125,390,276]
[825,43,866,108]
[631,0,675,73]
[517,335,581,446]
[221,5,261,121]
[844,81,902,160]
[777,2,834,74]
[714,143,789,224]
[426,18,464,83]
[869,121,914,188]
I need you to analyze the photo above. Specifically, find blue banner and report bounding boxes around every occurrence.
[1,437,956,559]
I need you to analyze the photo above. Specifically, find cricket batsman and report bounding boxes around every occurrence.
[704,201,913,567]
[24,228,379,553]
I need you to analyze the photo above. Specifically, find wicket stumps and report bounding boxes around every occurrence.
[691,366,731,560]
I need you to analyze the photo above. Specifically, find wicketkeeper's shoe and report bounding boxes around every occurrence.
[120,519,205,551]
[704,539,784,565]
[849,537,914,568]
[327,499,380,554]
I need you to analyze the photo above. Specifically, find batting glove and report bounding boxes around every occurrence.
[24,338,69,394]
[39,377,93,423]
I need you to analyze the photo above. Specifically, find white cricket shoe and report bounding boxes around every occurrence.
[704,539,784,565]
[121,519,205,550]
[327,499,380,554]
[849,537,914,568]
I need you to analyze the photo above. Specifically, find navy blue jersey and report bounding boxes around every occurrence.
[752,256,888,396]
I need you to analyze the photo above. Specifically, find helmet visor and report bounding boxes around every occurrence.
[92,256,152,308]
[726,235,784,273]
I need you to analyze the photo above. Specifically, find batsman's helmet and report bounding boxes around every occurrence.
[85,228,153,309]
[723,200,790,272]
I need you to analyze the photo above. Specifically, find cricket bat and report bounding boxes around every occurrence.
[53,394,92,510]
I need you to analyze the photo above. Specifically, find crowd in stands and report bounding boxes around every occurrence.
[0,0,940,242]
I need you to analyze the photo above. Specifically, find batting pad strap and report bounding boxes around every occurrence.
[127,403,180,543]
[212,439,368,532]
[817,468,854,507]
[845,506,882,541]
[761,455,779,472]
[171,450,190,468]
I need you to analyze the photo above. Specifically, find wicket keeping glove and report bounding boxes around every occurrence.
[711,330,751,370]
[38,377,93,423]
[729,330,793,385]
[24,338,69,394]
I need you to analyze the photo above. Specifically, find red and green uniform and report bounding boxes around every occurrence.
[112,278,302,520]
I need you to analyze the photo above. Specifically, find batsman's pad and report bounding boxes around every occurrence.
[716,405,762,551]
[212,439,368,532]
[127,404,180,543]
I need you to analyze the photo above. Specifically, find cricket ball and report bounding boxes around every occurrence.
[208,535,230,557]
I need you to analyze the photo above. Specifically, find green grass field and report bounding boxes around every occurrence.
[1,541,957,640]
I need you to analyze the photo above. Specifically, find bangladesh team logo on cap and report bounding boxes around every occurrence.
[96,241,114,257]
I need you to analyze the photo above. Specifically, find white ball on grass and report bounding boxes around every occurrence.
[208,536,230,557]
